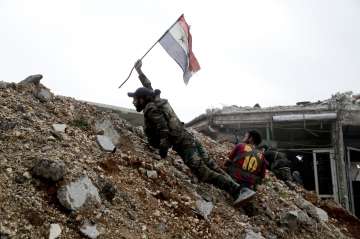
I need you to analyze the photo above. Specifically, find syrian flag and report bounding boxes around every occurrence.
[159,15,200,84]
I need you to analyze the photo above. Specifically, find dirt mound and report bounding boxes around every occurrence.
[0,78,357,238]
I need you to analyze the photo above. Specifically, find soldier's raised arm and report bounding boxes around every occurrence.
[134,60,153,90]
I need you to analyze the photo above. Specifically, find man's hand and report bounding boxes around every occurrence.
[134,59,142,72]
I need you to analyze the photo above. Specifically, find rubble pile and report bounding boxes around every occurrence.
[207,91,360,114]
[0,78,359,238]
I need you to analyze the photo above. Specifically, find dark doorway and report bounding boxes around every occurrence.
[314,152,334,196]
[285,150,315,191]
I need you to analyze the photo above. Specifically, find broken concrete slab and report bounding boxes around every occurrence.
[19,74,43,85]
[80,221,100,239]
[35,88,52,102]
[32,159,65,181]
[280,209,312,230]
[49,223,61,239]
[314,207,329,222]
[241,229,265,239]
[146,170,158,179]
[195,199,213,220]
[95,119,120,145]
[295,197,328,222]
[96,135,115,152]
[57,175,101,211]
[280,210,299,230]
[52,124,67,133]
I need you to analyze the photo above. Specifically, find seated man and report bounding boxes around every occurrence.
[225,131,268,198]
[127,60,253,205]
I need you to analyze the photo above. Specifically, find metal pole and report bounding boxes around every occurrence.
[118,14,184,88]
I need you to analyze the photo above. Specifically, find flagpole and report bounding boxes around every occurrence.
[118,14,184,88]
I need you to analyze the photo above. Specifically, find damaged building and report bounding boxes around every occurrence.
[187,92,360,218]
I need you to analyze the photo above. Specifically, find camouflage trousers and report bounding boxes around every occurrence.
[175,144,240,198]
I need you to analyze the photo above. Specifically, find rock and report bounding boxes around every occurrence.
[265,207,275,220]
[241,229,265,239]
[314,207,329,222]
[280,210,299,230]
[195,199,213,220]
[0,81,8,89]
[19,74,43,85]
[14,174,27,184]
[95,119,120,145]
[32,159,66,181]
[23,171,31,179]
[49,223,61,239]
[146,170,158,179]
[157,223,167,233]
[57,175,101,211]
[35,88,52,102]
[52,124,67,133]
[295,197,329,222]
[0,232,10,239]
[96,135,115,152]
[80,221,100,239]
[0,119,16,131]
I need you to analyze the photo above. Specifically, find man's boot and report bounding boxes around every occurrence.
[233,187,256,205]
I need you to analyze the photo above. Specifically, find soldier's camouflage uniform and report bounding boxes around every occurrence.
[138,73,240,198]
[264,151,292,182]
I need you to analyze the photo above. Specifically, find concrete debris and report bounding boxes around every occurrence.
[314,207,329,222]
[49,223,61,239]
[31,159,66,181]
[199,91,360,116]
[19,74,43,85]
[57,175,101,211]
[96,135,115,152]
[95,119,120,145]
[52,123,67,133]
[241,229,265,239]
[195,199,213,220]
[280,209,312,230]
[0,79,357,238]
[35,88,52,102]
[146,170,158,179]
[295,197,329,222]
[80,221,100,239]
[0,81,8,89]
[280,210,299,230]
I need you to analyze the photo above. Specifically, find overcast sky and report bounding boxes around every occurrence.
[1,0,359,122]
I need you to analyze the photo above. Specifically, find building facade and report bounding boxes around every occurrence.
[187,93,360,217]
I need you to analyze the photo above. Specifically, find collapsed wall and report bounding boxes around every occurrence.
[0,77,359,239]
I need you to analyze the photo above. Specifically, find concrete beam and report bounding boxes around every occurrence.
[273,112,337,122]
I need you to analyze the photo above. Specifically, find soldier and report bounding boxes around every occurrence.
[127,60,253,205]
[264,150,292,181]
[225,131,268,194]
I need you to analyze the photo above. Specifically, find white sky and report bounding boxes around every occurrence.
[1,0,359,122]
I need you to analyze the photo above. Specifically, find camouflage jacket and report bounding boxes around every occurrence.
[137,72,195,151]
[143,98,195,151]
[264,151,291,171]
